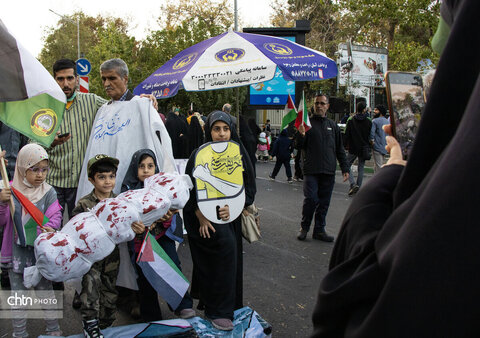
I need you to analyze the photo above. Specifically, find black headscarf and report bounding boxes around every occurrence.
[312,1,480,336]
[121,149,159,192]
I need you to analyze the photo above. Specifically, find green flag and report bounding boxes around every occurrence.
[0,20,66,147]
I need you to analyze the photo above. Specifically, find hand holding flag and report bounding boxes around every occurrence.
[295,92,311,133]
[281,94,297,130]
[136,232,190,309]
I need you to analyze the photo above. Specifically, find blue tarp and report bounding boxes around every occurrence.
[39,306,272,338]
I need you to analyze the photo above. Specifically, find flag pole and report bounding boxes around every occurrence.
[0,145,14,217]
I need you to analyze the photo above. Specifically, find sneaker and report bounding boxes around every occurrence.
[297,228,308,241]
[72,291,82,309]
[348,185,359,196]
[287,178,293,184]
[268,174,275,181]
[83,319,104,338]
[175,308,196,319]
[209,318,234,331]
[312,232,334,242]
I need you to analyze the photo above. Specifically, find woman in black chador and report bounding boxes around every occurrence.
[311,1,480,336]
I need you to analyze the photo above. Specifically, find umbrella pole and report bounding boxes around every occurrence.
[236,87,240,136]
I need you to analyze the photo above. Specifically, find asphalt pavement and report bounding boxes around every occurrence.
[0,161,370,337]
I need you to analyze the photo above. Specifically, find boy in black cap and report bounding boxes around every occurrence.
[72,154,145,337]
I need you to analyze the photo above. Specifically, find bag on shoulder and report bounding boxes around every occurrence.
[241,204,261,243]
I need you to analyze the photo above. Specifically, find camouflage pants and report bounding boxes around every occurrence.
[80,245,120,329]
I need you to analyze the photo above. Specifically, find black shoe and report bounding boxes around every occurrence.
[312,232,334,242]
[269,174,275,181]
[72,291,81,309]
[83,319,104,338]
[348,185,359,196]
[287,178,293,184]
[297,228,308,241]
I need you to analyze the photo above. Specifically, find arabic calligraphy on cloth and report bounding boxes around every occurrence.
[76,97,175,201]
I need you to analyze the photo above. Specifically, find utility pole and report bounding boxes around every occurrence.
[234,0,240,135]
[49,9,80,60]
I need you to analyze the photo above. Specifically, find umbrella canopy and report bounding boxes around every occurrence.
[134,30,338,99]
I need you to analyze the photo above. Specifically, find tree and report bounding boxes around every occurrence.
[85,21,140,95]
[39,12,139,97]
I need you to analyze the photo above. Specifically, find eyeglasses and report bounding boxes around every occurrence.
[28,166,49,174]
[315,102,328,106]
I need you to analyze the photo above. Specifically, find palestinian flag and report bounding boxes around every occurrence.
[281,94,297,130]
[137,232,190,309]
[295,92,311,132]
[0,20,66,147]
[10,186,48,246]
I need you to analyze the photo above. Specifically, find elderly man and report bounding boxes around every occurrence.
[77,58,169,198]
[296,94,349,242]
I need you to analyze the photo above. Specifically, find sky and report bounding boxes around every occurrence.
[1,0,275,57]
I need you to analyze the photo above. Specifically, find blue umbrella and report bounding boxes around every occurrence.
[134,29,338,98]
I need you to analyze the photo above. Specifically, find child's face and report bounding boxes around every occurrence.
[88,171,116,196]
[211,121,231,142]
[25,160,49,187]
[138,156,156,182]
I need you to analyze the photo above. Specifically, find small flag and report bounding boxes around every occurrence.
[0,20,66,147]
[10,186,48,246]
[295,92,311,132]
[281,94,297,130]
[137,232,190,309]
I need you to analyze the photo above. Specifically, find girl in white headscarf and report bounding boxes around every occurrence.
[0,144,62,337]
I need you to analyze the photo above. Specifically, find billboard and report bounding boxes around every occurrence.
[337,43,388,87]
[249,36,296,106]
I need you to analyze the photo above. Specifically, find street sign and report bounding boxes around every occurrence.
[79,76,89,93]
[76,58,91,76]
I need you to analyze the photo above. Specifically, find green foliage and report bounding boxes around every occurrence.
[270,0,441,97]
[85,21,139,95]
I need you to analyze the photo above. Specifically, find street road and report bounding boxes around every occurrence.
[0,161,364,337]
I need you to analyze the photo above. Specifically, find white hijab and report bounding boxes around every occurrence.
[12,144,51,204]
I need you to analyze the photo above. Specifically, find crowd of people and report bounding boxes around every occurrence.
[0,56,409,336]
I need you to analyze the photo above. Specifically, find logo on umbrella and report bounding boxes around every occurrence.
[264,43,293,56]
[215,48,245,62]
[173,53,198,70]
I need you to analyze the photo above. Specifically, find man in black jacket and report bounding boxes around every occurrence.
[297,94,349,242]
[344,101,372,196]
